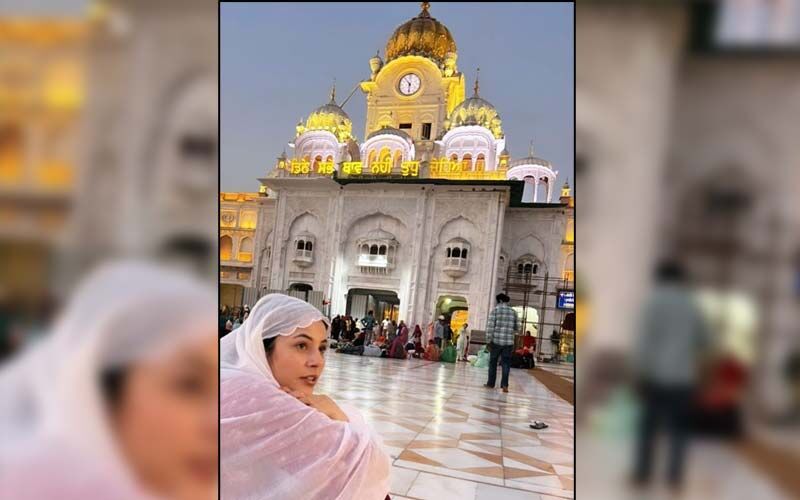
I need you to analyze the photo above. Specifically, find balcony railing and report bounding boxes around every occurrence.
[443,256,468,277]
[293,249,314,267]
[358,254,389,268]
[444,257,468,269]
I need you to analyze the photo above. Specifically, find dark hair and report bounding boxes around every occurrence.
[100,368,127,408]
[263,337,277,357]
[496,293,510,303]
[368,310,374,315]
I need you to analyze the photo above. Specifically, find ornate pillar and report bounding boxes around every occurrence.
[533,177,540,202]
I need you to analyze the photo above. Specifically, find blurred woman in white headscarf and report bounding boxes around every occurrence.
[0,260,218,500]
[220,293,390,500]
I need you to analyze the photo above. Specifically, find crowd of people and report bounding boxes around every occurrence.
[331,311,439,360]
[219,297,568,399]
[326,310,475,362]
[219,302,554,374]
[218,304,250,338]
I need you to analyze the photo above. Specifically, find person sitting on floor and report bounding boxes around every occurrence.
[423,339,440,361]
[388,325,409,359]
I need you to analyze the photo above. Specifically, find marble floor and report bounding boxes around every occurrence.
[316,352,575,500]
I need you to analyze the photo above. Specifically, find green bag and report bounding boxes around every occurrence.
[441,344,457,363]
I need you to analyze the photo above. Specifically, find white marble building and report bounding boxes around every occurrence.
[221,3,574,338]
[67,0,219,279]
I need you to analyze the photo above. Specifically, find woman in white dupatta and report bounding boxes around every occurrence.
[0,260,218,500]
[220,294,391,500]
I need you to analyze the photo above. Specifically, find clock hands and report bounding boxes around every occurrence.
[401,76,417,95]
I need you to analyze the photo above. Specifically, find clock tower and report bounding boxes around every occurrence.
[359,2,465,156]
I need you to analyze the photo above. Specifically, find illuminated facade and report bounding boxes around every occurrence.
[226,3,574,340]
[219,192,263,307]
[0,19,87,303]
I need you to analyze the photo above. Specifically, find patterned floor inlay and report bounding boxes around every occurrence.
[317,352,575,499]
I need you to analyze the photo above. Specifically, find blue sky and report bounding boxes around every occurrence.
[222,2,574,192]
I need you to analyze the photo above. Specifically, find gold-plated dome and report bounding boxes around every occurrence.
[445,71,503,138]
[385,2,456,68]
[296,83,354,143]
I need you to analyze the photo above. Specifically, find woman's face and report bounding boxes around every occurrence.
[267,320,328,395]
[110,334,218,500]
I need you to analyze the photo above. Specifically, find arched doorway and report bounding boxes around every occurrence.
[288,282,313,301]
[347,288,399,323]
[435,295,468,335]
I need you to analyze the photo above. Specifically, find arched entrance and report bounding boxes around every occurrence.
[436,295,468,334]
[288,282,313,301]
[347,288,399,322]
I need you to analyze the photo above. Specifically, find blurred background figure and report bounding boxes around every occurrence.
[578,0,799,498]
[632,260,710,492]
[0,0,218,497]
[0,261,218,499]
[0,0,218,363]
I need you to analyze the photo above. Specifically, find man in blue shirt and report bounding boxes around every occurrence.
[485,293,519,393]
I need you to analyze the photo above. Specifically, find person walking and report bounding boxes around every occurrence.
[484,293,519,393]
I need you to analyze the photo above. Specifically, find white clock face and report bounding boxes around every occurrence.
[398,73,421,96]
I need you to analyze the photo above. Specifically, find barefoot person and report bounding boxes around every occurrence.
[221,294,390,499]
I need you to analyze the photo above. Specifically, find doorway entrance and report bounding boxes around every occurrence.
[435,295,468,334]
[346,288,399,322]
[288,283,313,301]
[220,284,244,309]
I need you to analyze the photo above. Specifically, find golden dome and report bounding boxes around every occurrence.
[385,2,456,68]
[296,84,354,143]
[445,73,504,138]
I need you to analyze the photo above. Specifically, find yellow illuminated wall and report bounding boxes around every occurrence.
[361,56,465,142]
[0,20,85,192]
[220,235,233,261]
[565,219,574,243]
[239,210,257,229]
